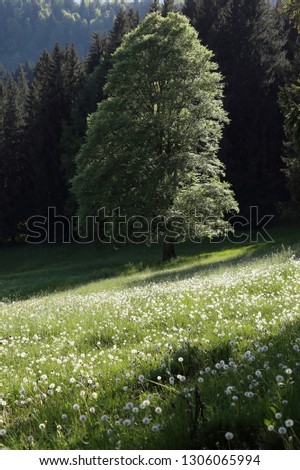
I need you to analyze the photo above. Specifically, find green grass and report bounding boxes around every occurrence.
[1,226,300,450]
[0,226,298,301]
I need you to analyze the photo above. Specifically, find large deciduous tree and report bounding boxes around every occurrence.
[72,12,238,259]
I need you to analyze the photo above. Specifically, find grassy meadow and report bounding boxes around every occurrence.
[1,227,300,450]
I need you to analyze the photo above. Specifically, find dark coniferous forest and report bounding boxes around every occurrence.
[0,0,300,241]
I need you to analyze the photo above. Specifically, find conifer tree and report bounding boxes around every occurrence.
[149,0,161,13]
[63,44,85,105]
[127,7,140,29]
[279,1,300,216]
[0,78,29,239]
[183,0,288,214]
[86,32,106,75]
[161,0,175,16]
[0,81,5,185]
[107,6,131,56]
[24,44,83,218]
[16,65,29,116]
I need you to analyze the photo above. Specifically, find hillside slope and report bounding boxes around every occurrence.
[0,0,151,70]
[1,228,300,449]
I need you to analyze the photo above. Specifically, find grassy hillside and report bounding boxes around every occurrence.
[1,227,300,449]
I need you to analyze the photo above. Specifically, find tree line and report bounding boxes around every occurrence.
[0,0,153,71]
[1,0,300,243]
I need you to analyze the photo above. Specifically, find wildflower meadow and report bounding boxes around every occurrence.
[1,229,300,450]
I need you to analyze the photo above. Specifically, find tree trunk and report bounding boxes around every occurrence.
[162,240,176,261]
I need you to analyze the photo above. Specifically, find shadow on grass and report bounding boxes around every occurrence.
[146,319,300,450]
[0,225,299,302]
[3,317,300,450]
[62,318,300,450]
[124,240,289,289]
[0,242,159,301]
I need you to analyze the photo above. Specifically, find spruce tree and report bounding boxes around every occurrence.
[86,32,106,75]
[63,44,85,105]
[127,7,140,29]
[16,65,29,116]
[107,6,131,56]
[0,78,29,240]
[149,0,161,14]
[24,44,83,218]
[279,0,300,216]
[279,79,300,216]
[24,50,51,215]
[161,0,176,17]
[183,0,289,215]
[0,83,5,212]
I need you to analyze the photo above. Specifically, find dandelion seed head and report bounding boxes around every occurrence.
[151,425,160,432]
[285,419,294,427]
[125,402,134,410]
[278,427,287,435]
